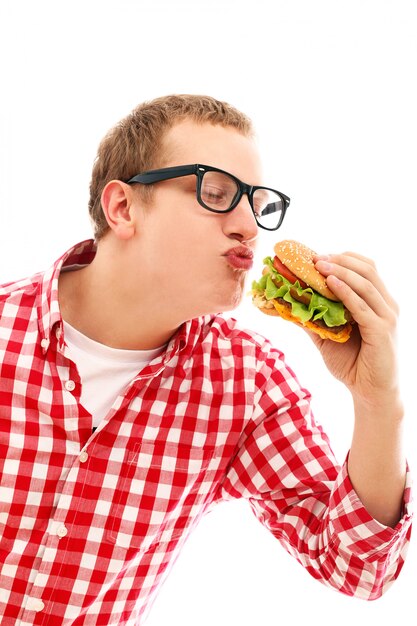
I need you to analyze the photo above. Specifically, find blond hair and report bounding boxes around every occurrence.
[88,94,254,240]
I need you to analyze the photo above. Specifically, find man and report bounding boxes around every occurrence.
[0,94,412,625]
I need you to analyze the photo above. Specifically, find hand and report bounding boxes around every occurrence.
[308,251,400,406]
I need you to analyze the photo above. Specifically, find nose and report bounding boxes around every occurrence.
[223,194,258,243]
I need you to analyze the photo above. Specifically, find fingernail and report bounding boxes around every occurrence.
[330,276,343,287]
[315,260,332,272]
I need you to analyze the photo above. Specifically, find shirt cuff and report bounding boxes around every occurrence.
[328,455,413,561]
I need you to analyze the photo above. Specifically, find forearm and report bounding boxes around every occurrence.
[348,392,406,528]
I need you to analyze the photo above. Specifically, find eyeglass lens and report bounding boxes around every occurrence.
[200,170,284,230]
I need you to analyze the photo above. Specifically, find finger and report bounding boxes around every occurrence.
[325,273,397,331]
[322,267,388,320]
[315,254,398,315]
[314,252,383,292]
[314,260,388,321]
[315,250,375,266]
[318,253,398,313]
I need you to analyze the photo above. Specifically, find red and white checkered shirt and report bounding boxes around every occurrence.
[0,240,413,625]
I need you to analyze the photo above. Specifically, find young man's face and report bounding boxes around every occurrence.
[131,120,264,320]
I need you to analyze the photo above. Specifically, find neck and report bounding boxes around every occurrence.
[58,246,182,350]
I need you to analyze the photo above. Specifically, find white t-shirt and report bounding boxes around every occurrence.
[63,321,165,428]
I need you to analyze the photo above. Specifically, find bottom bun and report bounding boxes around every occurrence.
[256,297,353,343]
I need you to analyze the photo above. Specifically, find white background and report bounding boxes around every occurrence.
[0,1,416,624]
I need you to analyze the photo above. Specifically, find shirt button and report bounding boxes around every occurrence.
[65,380,76,392]
[27,598,45,612]
[79,451,88,463]
[40,338,49,349]
[57,525,68,538]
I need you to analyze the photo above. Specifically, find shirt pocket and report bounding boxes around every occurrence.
[105,440,218,551]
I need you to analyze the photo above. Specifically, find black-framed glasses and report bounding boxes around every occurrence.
[126,164,290,231]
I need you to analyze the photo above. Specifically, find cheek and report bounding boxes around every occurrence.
[162,212,213,256]
[145,195,223,274]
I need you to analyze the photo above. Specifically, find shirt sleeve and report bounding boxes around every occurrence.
[220,338,413,600]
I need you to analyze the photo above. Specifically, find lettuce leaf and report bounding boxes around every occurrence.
[252,256,347,327]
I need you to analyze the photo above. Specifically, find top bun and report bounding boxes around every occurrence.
[274,240,338,301]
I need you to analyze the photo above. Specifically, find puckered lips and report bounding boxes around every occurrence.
[223,245,254,270]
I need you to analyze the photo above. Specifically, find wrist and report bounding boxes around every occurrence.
[352,390,404,424]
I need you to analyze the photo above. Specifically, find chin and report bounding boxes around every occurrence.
[216,282,245,313]
[190,271,246,317]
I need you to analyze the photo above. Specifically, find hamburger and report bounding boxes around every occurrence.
[252,240,354,342]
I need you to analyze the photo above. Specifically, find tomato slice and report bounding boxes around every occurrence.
[272,256,308,289]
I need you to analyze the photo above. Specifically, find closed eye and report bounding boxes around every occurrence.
[201,185,228,205]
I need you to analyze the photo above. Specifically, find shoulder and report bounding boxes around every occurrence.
[202,313,269,342]
[200,313,286,364]
[198,315,310,409]
[0,272,41,315]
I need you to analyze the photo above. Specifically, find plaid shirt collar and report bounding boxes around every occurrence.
[35,238,202,360]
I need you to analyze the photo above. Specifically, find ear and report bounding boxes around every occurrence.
[101,180,137,240]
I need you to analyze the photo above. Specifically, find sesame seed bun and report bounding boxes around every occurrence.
[274,240,338,301]
[252,240,354,343]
